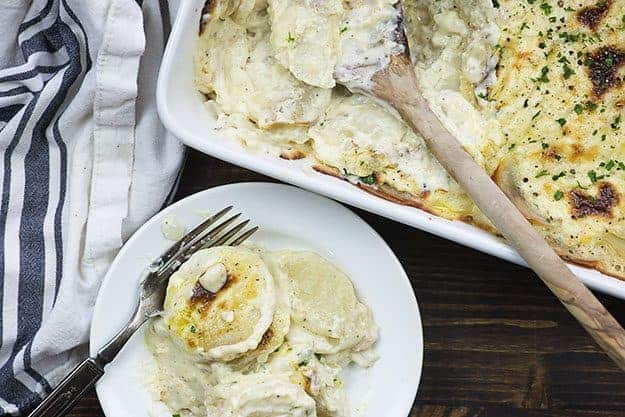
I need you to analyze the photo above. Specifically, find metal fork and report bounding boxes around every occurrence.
[28,207,258,417]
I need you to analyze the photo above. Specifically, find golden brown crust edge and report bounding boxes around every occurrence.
[312,164,625,281]
[312,165,496,233]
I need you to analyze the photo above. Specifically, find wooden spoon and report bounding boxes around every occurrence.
[340,7,625,371]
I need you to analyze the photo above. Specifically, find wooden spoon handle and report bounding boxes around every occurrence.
[372,56,625,371]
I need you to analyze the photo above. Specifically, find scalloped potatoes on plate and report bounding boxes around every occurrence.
[146,245,378,417]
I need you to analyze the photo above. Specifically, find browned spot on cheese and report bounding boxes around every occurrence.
[190,273,235,309]
[566,143,599,163]
[258,328,274,348]
[586,46,625,98]
[392,4,409,57]
[312,164,341,177]
[190,282,216,304]
[512,51,533,70]
[569,182,619,218]
[577,0,613,31]
[543,147,562,161]
[199,0,216,35]
[279,149,306,160]
[303,375,312,394]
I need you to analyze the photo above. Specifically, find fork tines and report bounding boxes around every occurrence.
[154,207,258,276]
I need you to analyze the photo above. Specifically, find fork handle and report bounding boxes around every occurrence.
[27,358,104,417]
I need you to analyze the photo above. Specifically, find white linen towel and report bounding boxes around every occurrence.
[0,0,184,413]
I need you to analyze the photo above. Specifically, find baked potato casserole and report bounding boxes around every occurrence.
[194,0,625,279]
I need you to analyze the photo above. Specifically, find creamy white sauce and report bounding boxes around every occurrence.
[407,0,503,165]
[161,214,185,241]
[198,262,228,293]
[146,247,378,417]
[221,310,235,323]
[334,1,405,92]
[207,372,316,417]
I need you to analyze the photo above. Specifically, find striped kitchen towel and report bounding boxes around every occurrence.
[0,0,184,414]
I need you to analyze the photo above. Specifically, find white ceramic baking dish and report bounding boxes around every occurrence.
[156,0,625,299]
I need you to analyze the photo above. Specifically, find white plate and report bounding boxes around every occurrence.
[90,183,423,417]
[156,0,625,299]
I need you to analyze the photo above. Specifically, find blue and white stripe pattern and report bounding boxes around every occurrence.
[0,0,183,413]
[0,1,90,412]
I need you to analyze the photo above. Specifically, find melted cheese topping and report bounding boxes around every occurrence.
[488,0,625,277]
[146,247,378,417]
[309,94,452,193]
[334,0,406,91]
[195,0,625,279]
[269,0,343,88]
[195,15,331,128]
[207,371,317,417]
[162,247,276,362]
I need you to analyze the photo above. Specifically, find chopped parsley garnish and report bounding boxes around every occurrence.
[190,325,196,333]
[554,190,564,201]
[605,160,616,170]
[551,171,565,181]
[576,181,589,190]
[562,63,575,79]
[574,104,584,114]
[585,101,598,111]
[556,118,567,126]
[508,143,516,150]
[532,110,542,120]
[340,26,348,33]
[173,414,181,417]
[287,32,296,42]
[492,0,500,8]
[540,2,553,15]
[360,174,376,185]
[535,169,549,178]
[477,92,495,102]
[611,115,622,130]
[587,170,604,182]
[559,32,579,43]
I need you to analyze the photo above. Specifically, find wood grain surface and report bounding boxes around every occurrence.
[69,150,625,417]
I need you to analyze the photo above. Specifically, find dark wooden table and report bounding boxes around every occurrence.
[70,150,625,417]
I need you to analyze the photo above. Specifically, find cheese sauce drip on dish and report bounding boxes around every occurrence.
[146,246,378,417]
[194,0,625,279]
